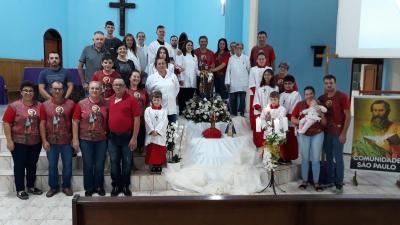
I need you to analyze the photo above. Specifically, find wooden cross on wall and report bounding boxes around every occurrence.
[316,46,338,76]
[109,0,136,36]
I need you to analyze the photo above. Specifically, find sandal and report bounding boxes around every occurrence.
[298,183,307,190]
[314,184,323,192]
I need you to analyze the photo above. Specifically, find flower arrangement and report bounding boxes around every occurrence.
[183,95,231,123]
[262,118,287,170]
[166,122,185,163]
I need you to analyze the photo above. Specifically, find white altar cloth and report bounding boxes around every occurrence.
[163,117,268,195]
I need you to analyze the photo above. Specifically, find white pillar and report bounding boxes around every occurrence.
[247,0,259,51]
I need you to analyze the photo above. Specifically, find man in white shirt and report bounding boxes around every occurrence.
[225,43,250,116]
[170,35,179,61]
[147,25,174,65]
[136,31,149,84]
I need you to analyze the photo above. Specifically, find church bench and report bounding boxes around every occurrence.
[72,194,400,225]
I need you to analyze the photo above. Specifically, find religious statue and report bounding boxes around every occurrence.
[198,70,214,99]
[225,121,236,137]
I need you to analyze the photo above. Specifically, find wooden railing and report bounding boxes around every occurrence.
[72,194,400,225]
[359,90,400,95]
[0,58,43,92]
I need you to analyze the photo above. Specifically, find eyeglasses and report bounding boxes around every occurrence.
[52,88,64,92]
[22,89,34,93]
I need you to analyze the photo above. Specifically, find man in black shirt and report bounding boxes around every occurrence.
[104,21,123,59]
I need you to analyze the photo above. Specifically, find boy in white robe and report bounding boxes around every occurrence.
[144,91,168,174]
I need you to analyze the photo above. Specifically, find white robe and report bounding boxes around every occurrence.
[225,54,250,93]
[136,44,148,72]
[127,49,141,72]
[175,54,199,88]
[253,85,279,115]
[144,107,168,146]
[260,105,288,133]
[147,40,174,65]
[248,66,272,95]
[146,70,180,115]
[171,47,179,61]
[280,91,302,114]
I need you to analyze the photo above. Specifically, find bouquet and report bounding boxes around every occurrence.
[183,95,230,123]
[166,122,185,163]
[262,118,287,170]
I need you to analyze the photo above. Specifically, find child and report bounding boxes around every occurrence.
[253,68,278,148]
[144,91,168,174]
[92,55,121,99]
[259,91,288,158]
[297,99,327,134]
[248,52,272,130]
[279,75,302,164]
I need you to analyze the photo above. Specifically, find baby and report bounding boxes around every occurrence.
[297,100,327,134]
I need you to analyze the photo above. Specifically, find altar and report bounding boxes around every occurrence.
[163,117,269,195]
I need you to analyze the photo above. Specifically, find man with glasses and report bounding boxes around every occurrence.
[38,52,74,100]
[108,78,141,196]
[39,81,76,197]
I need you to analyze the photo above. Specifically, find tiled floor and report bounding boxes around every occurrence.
[0,156,399,225]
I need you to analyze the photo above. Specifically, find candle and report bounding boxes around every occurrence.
[274,118,280,133]
[256,117,262,132]
[281,117,289,132]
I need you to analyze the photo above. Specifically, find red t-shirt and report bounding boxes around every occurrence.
[250,45,276,67]
[194,48,215,70]
[108,93,141,134]
[2,100,42,145]
[128,88,149,125]
[92,70,121,99]
[291,100,324,136]
[318,91,350,136]
[40,99,75,144]
[72,98,109,141]
[214,51,231,77]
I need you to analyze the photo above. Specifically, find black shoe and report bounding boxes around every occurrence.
[277,158,285,165]
[85,190,93,197]
[157,166,163,174]
[46,189,59,198]
[150,166,157,174]
[27,187,43,195]
[122,187,132,196]
[96,188,106,196]
[17,191,29,200]
[111,187,121,197]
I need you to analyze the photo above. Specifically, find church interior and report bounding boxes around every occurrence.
[0,0,400,225]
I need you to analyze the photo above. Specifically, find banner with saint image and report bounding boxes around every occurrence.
[351,96,400,172]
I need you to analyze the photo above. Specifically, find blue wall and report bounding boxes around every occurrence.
[0,0,67,61]
[258,0,352,96]
[0,0,245,68]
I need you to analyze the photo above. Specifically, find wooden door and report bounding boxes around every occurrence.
[44,39,59,67]
[363,64,378,92]
[43,29,62,67]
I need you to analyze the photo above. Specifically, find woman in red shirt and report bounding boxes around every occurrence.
[128,69,149,152]
[2,81,43,200]
[212,38,231,100]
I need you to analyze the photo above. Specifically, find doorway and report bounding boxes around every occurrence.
[43,29,62,67]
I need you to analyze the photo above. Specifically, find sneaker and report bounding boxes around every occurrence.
[122,187,132,196]
[62,188,73,196]
[322,183,335,189]
[27,187,43,195]
[96,188,106,196]
[46,189,59,198]
[333,186,343,194]
[17,191,29,200]
[111,187,121,197]
[85,190,93,197]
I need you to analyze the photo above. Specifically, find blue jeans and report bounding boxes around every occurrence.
[229,91,246,116]
[47,144,73,190]
[11,143,42,191]
[214,75,228,99]
[80,139,107,191]
[297,132,324,184]
[108,132,132,188]
[323,133,344,187]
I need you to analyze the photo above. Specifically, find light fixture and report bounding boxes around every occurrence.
[220,0,226,16]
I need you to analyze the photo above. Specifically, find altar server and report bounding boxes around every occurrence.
[279,75,301,164]
[144,91,168,174]
[248,52,272,130]
[225,43,250,116]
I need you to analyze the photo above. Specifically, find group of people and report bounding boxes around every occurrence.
[3,20,351,200]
